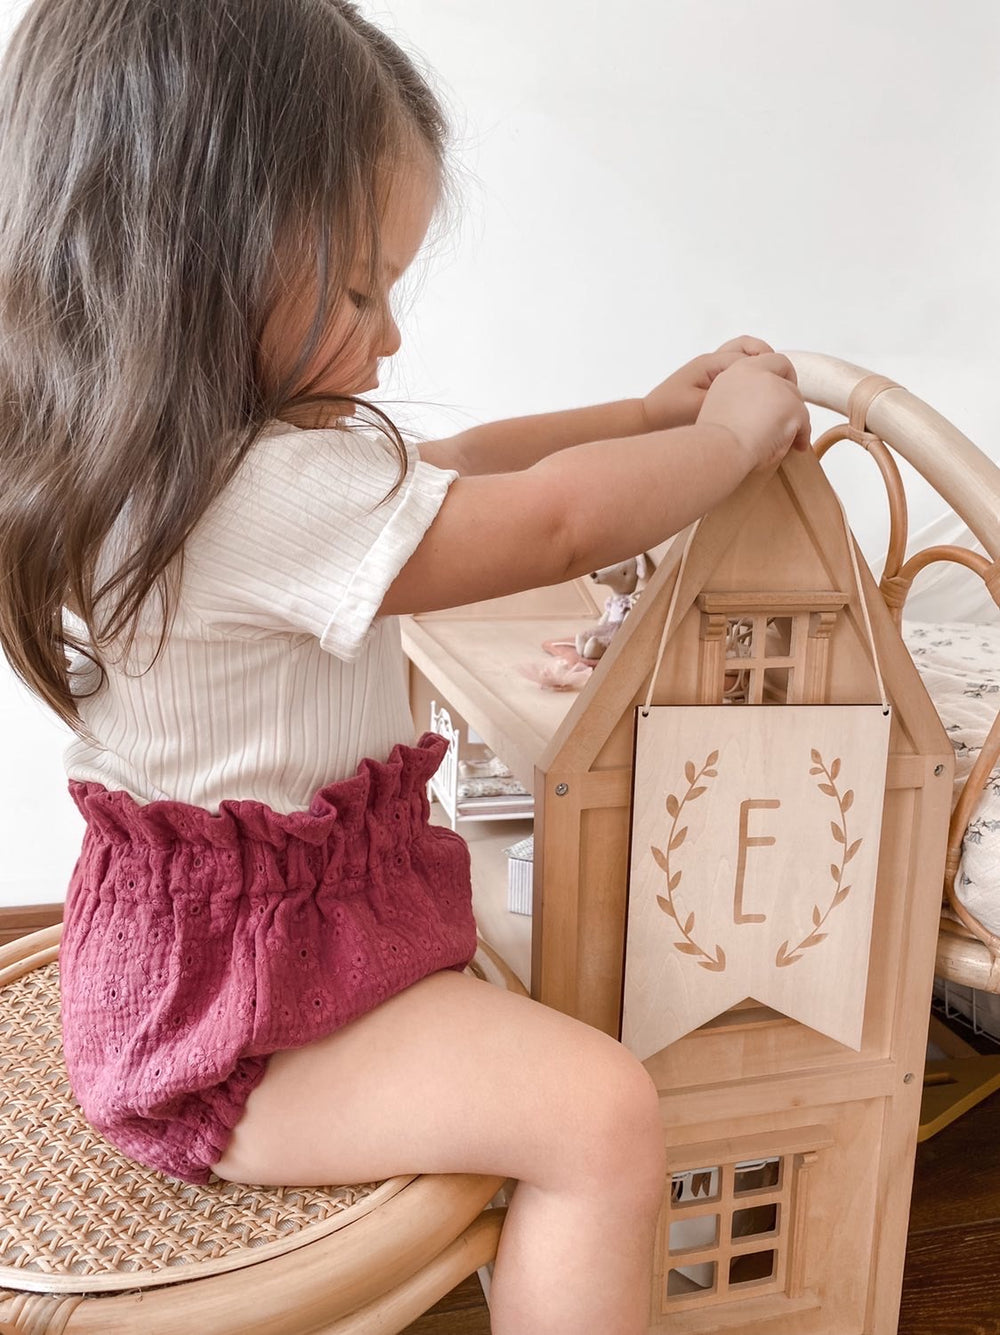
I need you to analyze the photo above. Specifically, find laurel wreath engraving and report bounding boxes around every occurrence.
[651,751,726,972]
[775,749,861,968]
[651,747,862,973]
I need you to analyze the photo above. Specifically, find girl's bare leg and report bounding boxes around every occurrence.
[213,968,666,1334]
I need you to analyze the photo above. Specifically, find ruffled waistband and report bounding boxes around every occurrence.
[68,732,448,849]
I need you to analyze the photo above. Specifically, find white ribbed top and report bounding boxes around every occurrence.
[64,422,458,814]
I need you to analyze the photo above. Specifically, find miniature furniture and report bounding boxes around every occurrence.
[426,700,533,830]
[402,351,1000,1332]
[0,923,524,1335]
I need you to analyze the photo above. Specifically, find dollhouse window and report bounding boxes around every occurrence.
[665,1157,784,1305]
[697,593,847,707]
[723,615,799,704]
[661,1150,812,1313]
[656,1131,830,1316]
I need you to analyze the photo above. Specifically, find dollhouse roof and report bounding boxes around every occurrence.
[540,446,951,778]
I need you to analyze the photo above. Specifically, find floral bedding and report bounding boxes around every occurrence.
[903,620,1000,936]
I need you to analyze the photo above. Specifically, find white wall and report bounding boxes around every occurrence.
[370,0,1000,537]
[1,0,998,907]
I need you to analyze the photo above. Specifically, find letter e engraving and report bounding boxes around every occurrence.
[733,799,781,924]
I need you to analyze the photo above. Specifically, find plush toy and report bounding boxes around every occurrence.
[574,552,656,663]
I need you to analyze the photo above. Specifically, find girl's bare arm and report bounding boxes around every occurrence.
[416,337,776,477]
[381,354,810,618]
[383,423,744,616]
[417,399,649,476]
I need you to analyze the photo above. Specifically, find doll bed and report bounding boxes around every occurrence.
[427,699,534,829]
[789,352,1000,1123]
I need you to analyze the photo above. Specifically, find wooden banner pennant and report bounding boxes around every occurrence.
[622,703,891,1059]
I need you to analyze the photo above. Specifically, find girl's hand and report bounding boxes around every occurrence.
[696,353,813,470]
[641,335,774,431]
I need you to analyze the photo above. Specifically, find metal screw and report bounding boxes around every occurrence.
[555,783,569,796]
[903,1072,915,1084]
[934,764,944,776]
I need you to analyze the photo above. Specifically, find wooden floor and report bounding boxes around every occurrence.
[404,1017,1000,1334]
[403,1274,492,1335]
[900,1044,1000,1335]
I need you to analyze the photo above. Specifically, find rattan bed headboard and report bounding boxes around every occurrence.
[789,351,1000,967]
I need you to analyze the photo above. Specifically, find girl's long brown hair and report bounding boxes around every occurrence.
[0,0,454,731]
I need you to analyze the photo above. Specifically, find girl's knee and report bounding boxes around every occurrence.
[570,1043,665,1188]
[611,1057,664,1161]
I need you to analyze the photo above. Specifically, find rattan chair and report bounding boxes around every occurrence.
[0,923,521,1334]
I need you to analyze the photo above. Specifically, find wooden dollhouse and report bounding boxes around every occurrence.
[402,360,963,1332]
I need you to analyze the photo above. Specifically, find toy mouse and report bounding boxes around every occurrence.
[574,551,656,663]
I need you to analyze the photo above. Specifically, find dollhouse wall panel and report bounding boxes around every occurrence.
[574,805,630,1033]
[531,779,581,1016]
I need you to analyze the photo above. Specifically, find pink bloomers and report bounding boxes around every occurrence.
[59,733,477,1185]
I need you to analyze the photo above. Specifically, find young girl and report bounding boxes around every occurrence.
[0,2,810,1331]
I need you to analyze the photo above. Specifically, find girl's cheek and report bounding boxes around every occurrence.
[301,326,367,395]
[258,295,365,397]
[257,300,307,392]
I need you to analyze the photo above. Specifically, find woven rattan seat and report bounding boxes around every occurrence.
[0,924,517,1335]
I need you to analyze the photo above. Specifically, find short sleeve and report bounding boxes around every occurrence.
[183,423,458,660]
